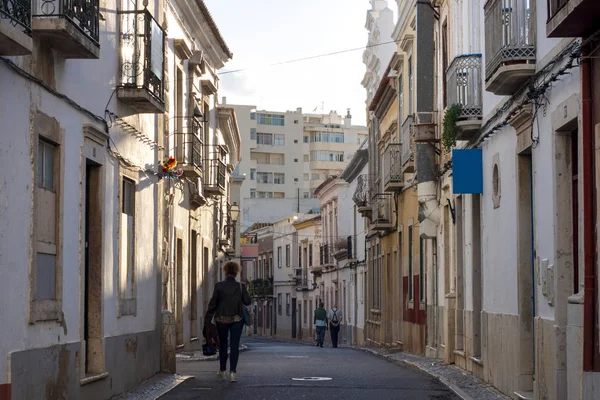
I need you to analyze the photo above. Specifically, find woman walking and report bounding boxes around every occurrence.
[205,261,251,382]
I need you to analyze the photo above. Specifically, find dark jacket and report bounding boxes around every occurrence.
[205,276,251,323]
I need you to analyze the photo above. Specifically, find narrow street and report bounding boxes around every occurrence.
[162,338,458,400]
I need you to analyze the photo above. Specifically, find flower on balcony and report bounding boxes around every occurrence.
[159,156,183,179]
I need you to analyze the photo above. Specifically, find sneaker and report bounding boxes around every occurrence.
[217,371,226,380]
[230,372,237,383]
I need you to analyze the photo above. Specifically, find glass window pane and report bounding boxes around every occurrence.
[37,142,44,187]
[36,253,56,300]
[44,143,55,190]
[122,179,134,215]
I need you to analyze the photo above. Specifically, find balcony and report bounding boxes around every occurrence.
[371,193,393,231]
[484,0,536,95]
[383,143,403,192]
[401,116,414,173]
[0,0,33,55]
[547,0,600,37]
[173,118,203,178]
[319,244,335,268]
[447,54,483,140]
[117,9,165,113]
[203,148,226,197]
[249,278,273,297]
[31,0,99,58]
[353,174,373,218]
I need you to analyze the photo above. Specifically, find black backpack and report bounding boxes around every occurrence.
[331,309,338,323]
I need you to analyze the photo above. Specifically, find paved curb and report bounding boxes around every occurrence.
[110,374,193,400]
[355,348,472,400]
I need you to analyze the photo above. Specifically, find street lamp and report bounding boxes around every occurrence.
[230,203,240,223]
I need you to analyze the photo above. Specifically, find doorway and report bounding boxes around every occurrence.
[291,298,297,339]
[176,238,183,346]
[516,151,535,391]
[84,162,103,375]
[190,232,198,339]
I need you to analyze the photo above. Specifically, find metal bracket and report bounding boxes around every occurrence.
[446,198,456,224]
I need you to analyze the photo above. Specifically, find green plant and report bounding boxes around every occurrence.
[442,104,462,152]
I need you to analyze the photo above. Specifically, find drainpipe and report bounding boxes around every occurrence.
[414,1,440,239]
[581,44,597,372]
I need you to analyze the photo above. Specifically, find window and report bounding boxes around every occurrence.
[294,178,298,182]
[303,136,308,143]
[257,133,273,145]
[303,192,309,198]
[274,134,285,146]
[278,293,282,315]
[398,73,404,121]
[408,225,413,302]
[250,128,256,140]
[294,120,299,124]
[35,137,59,306]
[303,154,309,162]
[257,172,273,184]
[294,158,298,162]
[311,173,320,180]
[265,192,273,198]
[38,140,56,190]
[310,132,344,143]
[442,21,448,108]
[278,247,282,267]
[299,246,302,267]
[274,173,285,184]
[309,243,313,266]
[250,169,256,180]
[408,55,414,115]
[120,178,136,302]
[310,150,344,162]
[303,173,309,181]
[285,244,291,267]
[294,139,298,143]
[250,189,256,198]
[250,112,256,120]
[257,113,285,126]
[286,294,291,316]
[274,192,285,198]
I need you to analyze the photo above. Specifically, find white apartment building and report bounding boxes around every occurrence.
[227,103,366,229]
[362,0,396,107]
[0,0,237,397]
[0,0,166,398]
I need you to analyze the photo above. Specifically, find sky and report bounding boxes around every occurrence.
[204,0,384,126]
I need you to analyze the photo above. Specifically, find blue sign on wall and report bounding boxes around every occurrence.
[452,149,483,194]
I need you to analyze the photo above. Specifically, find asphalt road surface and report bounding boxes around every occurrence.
[161,338,459,400]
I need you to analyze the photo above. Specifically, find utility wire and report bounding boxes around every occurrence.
[218,38,407,76]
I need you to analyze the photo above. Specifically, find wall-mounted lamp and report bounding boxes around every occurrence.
[230,203,240,223]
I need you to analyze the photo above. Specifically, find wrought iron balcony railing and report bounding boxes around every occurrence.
[2,0,31,35]
[371,193,392,228]
[173,117,203,174]
[353,174,373,208]
[118,9,165,103]
[383,143,402,189]
[446,54,483,120]
[203,148,226,195]
[33,0,99,43]
[484,0,536,82]
[401,115,414,168]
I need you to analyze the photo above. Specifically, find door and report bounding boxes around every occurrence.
[291,298,297,339]
[84,162,103,374]
[176,238,183,346]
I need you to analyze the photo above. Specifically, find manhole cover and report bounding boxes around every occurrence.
[292,377,332,381]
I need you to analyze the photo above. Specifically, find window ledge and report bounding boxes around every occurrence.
[190,337,199,342]
[80,372,109,386]
[470,356,483,366]
[453,350,466,358]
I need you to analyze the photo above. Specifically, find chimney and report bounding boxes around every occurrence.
[344,108,352,128]
[222,96,227,105]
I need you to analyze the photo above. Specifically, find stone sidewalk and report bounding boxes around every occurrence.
[353,346,511,400]
[110,374,192,400]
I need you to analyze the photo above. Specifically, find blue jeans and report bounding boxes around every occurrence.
[216,320,244,372]
[316,325,326,346]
